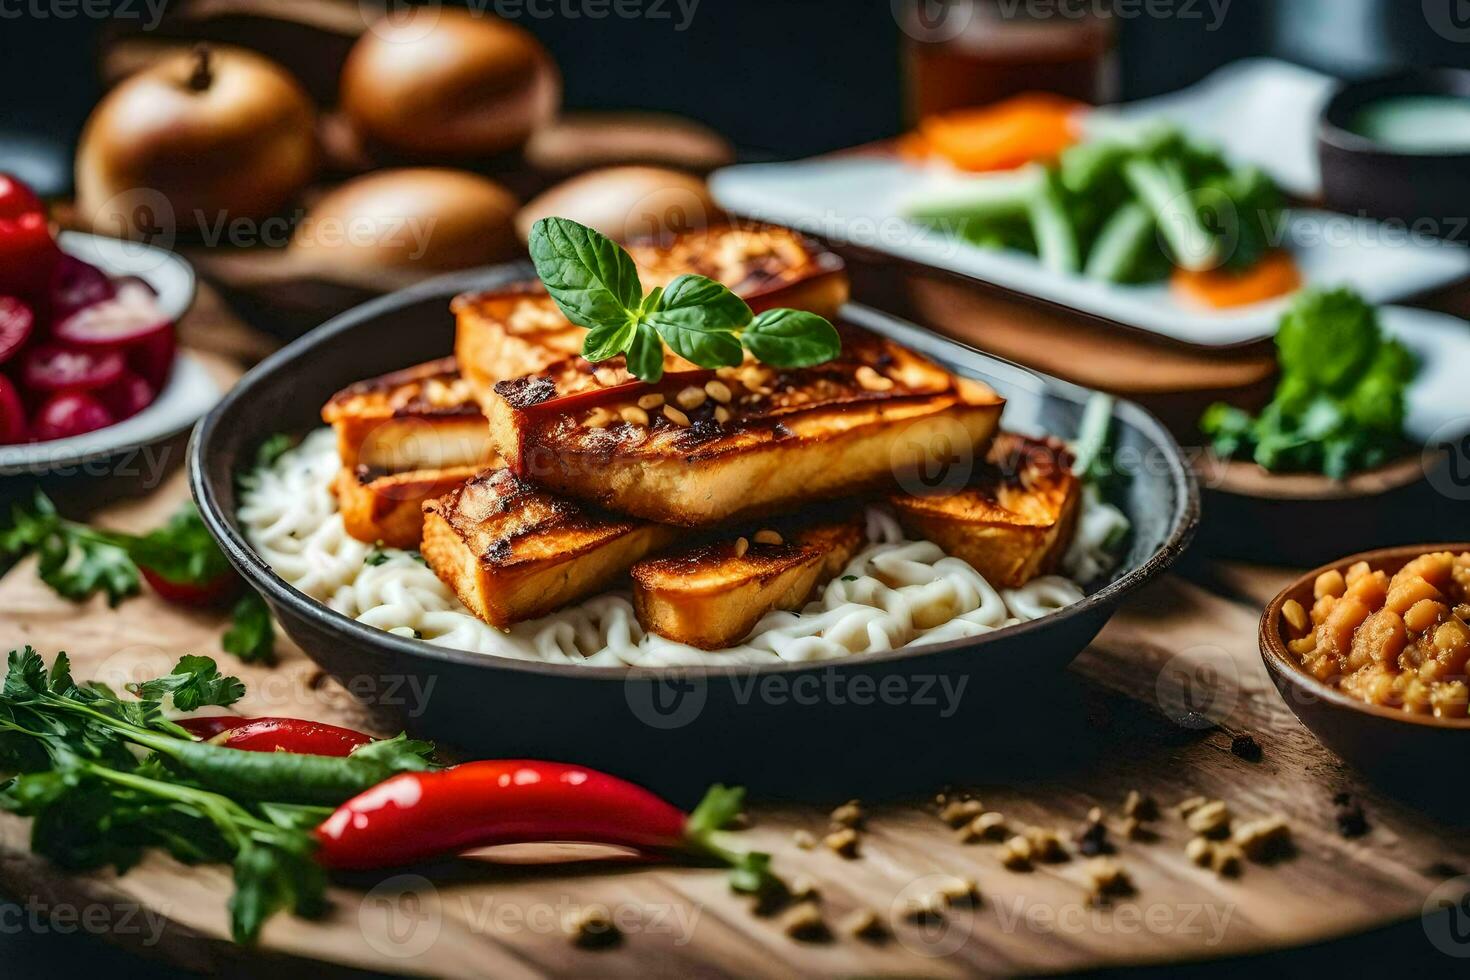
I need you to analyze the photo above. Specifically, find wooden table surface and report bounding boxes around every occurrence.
[1,289,1468,978]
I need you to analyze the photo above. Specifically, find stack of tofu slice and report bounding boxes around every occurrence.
[322,224,1082,650]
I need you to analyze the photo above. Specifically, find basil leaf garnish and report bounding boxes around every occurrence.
[741,309,842,368]
[528,217,642,329]
[646,274,748,369]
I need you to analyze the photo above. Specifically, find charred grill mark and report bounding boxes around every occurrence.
[495,375,558,408]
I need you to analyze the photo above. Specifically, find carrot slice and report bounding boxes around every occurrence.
[1171,250,1303,310]
[917,93,1086,172]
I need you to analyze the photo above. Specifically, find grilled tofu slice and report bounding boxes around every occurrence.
[452,224,848,394]
[632,520,866,650]
[322,358,495,474]
[421,467,679,627]
[484,325,1005,527]
[888,433,1081,589]
[334,464,485,550]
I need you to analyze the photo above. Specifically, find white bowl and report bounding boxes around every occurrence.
[0,232,219,476]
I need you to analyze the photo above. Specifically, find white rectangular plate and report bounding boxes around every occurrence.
[710,156,1470,347]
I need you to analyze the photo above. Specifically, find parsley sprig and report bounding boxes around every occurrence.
[0,491,275,663]
[528,217,842,383]
[0,649,436,943]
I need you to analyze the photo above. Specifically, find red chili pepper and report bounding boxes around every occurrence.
[176,716,374,756]
[313,761,768,891]
[0,174,59,299]
[139,566,240,607]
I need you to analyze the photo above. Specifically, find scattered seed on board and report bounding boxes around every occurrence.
[782,904,828,941]
[843,909,886,941]
[958,811,1009,844]
[566,907,621,949]
[1085,858,1135,904]
[1124,790,1158,821]
[1025,827,1069,862]
[1120,816,1146,841]
[1185,800,1232,839]
[829,800,863,828]
[1211,842,1244,877]
[940,799,985,827]
[824,828,860,858]
[938,876,980,907]
[1000,835,1034,870]
[1186,836,1214,867]
[787,876,820,903]
[793,829,816,850]
[1078,808,1111,857]
[1177,796,1208,818]
[1231,816,1292,861]
[903,893,946,923]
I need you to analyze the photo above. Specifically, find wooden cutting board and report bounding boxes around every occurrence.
[2,467,1467,977]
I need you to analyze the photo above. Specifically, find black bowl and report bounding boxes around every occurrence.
[188,264,1197,792]
[1319,69,1470,243]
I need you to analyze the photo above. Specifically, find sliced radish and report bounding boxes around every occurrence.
[0,297,35,365]
[22,344,126,392]
[53,281,169,348]
[126,327,177,389]
[0,375,27,444]
[32,390,114,441]
[97,370,156,420]
[49,255,116,320]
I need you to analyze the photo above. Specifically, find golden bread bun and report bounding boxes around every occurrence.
[516,166,720,243]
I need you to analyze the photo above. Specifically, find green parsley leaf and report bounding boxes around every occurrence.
[123,503,233,587]
[127,654,246,712]
[741,308,842,368]
[254,433,294,470]
[223,592,276,664]
[645,274,749,369]
[529,217,642,329]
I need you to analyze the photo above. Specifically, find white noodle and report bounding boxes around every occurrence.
[240,429,1118,667]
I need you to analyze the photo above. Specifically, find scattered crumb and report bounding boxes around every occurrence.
[1185,800,1232,839]
[1124,790,1158,821]
[1230,734,1263,762]
[903,893,947,923]
[937,876,980,907]
[782,904,829,942]
[1211,842,1244,877]
[1000,835,1035,871]
[1078,809,1112,857]
[1231,816,1292,862]
[939,799,985,827]
[1085,858,1135,904]
[1024,827,1070,863]
[1120,816,1149,841]
[957,811,1008,843]
[566,907,621,949]
[787,876,820,903]
[843,908,886,941]
[1186,836,1214,867]
[793,829,816,850]
[830,800,864,829]
[824,828,860,859]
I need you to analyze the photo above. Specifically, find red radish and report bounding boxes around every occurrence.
[53,281,168,348]
[22,344,126,392]
[97,370,155,420]
[0,375,27,443]
[48,254,116,319]
[32,391,114,440]
[0,296,35,365]
[126,327,177,389]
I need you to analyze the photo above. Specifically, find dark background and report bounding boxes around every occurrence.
[4,0,1470,975]
[4,0,1470,168]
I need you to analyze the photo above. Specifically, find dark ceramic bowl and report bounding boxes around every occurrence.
[1319,69,1470,243]
[1261,543,1470,805]
[188,263,1197,785]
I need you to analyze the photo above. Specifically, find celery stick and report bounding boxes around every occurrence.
[1028,173,1080,276]
[902,165,1047,224]
[1084,201,1155,282]
[1124,157,1219,272]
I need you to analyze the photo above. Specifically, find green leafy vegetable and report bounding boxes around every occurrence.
[527,217,840,383]
[123,504,234,588]
[223,593,276,664]
[0,490,140,606]
[0,649,441,941]
[253,433,295,471]
[1200,288,1417,478]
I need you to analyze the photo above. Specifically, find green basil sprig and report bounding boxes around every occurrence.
[528,217,841,383]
